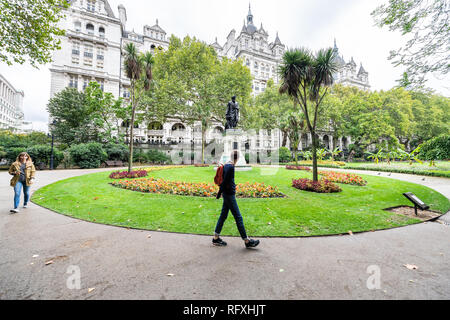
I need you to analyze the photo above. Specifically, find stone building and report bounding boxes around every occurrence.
[0,73,25,132]
[49,1,365,158]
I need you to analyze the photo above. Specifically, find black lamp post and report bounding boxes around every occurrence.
[48,120,57,170]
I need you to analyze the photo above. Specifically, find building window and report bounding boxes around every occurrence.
[74,21,81,32]
[82,78,90,91]
[69,75,78,89]
[96,47,104,60]
[99,27,105,38]
[72,41,80,55]
[86,23,94,35]
[87,0,96,12]
[84,45,93,58]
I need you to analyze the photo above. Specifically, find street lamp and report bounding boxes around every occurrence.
[48,120,57,170]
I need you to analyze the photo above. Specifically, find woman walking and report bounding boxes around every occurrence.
[9,152,36,213]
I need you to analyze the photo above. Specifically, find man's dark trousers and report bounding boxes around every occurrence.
[214,193,248,240]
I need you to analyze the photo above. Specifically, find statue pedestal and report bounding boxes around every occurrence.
[218,129,252,171]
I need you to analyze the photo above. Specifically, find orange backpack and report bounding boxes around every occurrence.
[214,165,224,186]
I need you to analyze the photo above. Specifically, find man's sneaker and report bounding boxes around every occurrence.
[23,204,28,209]
[10,209,19,214]
[212,238,227,246]
[245,239,260,248]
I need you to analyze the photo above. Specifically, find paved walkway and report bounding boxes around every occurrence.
[0,168,449,300]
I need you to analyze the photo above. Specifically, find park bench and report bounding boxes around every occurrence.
[102,160,125,167]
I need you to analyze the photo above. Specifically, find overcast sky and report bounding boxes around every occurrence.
[0,0,448,133]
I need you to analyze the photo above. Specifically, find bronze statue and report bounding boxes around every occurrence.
[225,96,239,129]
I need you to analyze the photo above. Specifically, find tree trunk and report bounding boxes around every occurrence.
[282,130,288,147]
[128,83,135,173]
[201,127,206,165]
[311,131,318,182]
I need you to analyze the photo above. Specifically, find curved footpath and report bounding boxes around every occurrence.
[0,167,449,300]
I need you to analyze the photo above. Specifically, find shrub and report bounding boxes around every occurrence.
[286,165,311,171]
[27,144,64,169]
[278,147,292,163]
[104,142,129,161]
[292,178,342,193]
[133,150,148,163]
[147,149,171,164]
[4,147,27,164]
[109,170,148,179]
[418,134,450,161]
[69,143,107,169]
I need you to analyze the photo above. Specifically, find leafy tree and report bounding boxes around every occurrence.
[47,87,99,144]
[0,0,69,66]
[148,36,251,164]
[84,82,124,143]
[279,48,338,181]
[372,0,449,88]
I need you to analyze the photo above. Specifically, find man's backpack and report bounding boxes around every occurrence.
[214,165,224,186]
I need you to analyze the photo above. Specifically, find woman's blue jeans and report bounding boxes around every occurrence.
[215,193,248,240]
[14,181,30,209]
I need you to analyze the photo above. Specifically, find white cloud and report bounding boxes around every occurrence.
[1,0,448,131]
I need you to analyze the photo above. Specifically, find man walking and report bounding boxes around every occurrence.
[213,151,260,248]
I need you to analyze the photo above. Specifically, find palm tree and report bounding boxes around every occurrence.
[279,48,337,181]
[123,43,154,173]
[329,147,342,161]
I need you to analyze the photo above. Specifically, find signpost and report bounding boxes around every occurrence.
[403,192,430,216]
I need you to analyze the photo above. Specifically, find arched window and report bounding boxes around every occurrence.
[86,23,94,35]
[99,27,105,38]
[172,123,186,132]
[213,127,224,134]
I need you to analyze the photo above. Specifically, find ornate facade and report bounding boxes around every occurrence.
[49,1,366,155]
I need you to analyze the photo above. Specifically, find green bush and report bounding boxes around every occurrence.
[27,145,64,169]
[419,135,450,161]
[278,147,292,163]
[104,142,129,161]
[133,149,148,163]
[4,147,27,164]
[68,143,107,169]
[147,149,171,164]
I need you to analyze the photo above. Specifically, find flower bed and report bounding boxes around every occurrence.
[143,165,186,173]
[111,177,285,198]
[109,170,148,179]
[292,178,342,193]
[297,160,346,167]
[318,171,367,186]
[286,165,311,171]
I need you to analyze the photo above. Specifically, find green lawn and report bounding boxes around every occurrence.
[31,166,450,237]
[291,160,450,178]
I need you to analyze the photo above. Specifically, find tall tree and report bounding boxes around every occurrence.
[148,36,251,164]
[84,82,123,143]
[0,0,69,66]
[372,0,449,88]
[279,48,338,181]
[47,87,98,144]
[123,43,154,172]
